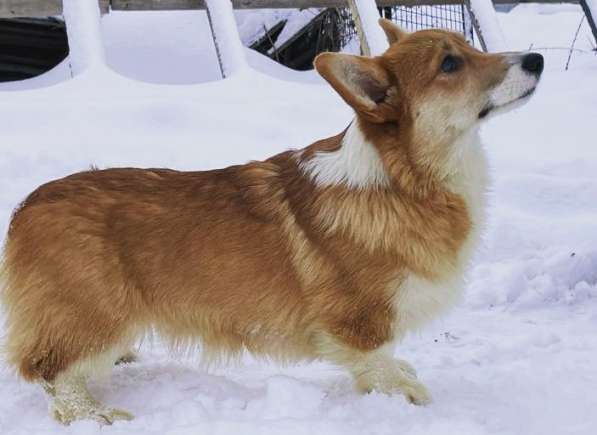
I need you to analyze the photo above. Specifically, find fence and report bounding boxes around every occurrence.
[0,0,596,78]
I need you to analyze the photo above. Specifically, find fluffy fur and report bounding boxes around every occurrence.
[0,20,542,425]
[299,121,389,189]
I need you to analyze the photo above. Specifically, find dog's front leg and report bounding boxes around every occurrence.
[351,347,431,405]
[315,334,432,405]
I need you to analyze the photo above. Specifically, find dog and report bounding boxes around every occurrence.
[0,19,543,424]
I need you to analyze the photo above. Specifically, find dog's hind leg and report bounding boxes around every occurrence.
[6,302,139,424]
[46,346,135,425]
[49,369,133,425]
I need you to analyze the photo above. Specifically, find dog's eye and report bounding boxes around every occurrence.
[440,55,460,73]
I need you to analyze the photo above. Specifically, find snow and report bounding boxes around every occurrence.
[469,0,508,51]
[205,0,248,77]
[235,9,300,46]
[0,11,320,89]
[235,8,360,55]
[351,0,389,55]
[267,9,321,51]
[1,4,597,435]
[62,0,106,75]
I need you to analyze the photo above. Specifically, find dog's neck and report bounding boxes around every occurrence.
[300,118,484,198]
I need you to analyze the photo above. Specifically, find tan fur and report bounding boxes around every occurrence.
[1,21,542,423]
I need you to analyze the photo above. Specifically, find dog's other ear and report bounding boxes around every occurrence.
[314,52,391,123]
[378,18,408,45]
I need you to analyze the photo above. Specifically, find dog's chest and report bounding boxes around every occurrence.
[392,134,489,336]
[392,274,464,336]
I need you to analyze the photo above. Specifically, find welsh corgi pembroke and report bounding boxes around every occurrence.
[1,19,543,424]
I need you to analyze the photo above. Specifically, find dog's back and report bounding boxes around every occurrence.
[2,164,315,380]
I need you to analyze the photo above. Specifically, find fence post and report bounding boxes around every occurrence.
[62,0,106,75]
[346,0,388,56]
[462,3,474,45]
[465,0,507,52]
[205,0,249,78]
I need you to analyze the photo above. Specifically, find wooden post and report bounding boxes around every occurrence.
[462,3,474,44]
[99,0,110,14]
[347,0,371,56]
[464,0,487,51]
[204,0,248,78]
[465,0,507,52]
[346,0,388,56]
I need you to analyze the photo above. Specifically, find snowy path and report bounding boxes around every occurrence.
[1,5,597,435]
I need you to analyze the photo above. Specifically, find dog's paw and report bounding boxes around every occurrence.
[400,379,432,406]
[51,402,134,425]
[354,358,431,405]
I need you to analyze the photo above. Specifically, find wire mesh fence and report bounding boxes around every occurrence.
[383,5,473,41]
[252,4,475,70]
[335,4,474,53]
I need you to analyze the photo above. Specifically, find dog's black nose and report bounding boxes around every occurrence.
[521,53,544,76]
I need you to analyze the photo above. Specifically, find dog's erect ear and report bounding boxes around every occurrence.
[378,18,408,45]
[314,52,391,123]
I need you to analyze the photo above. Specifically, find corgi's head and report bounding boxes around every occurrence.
[314,19,543,164]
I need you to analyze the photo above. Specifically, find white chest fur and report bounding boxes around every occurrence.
[394,129,489,337]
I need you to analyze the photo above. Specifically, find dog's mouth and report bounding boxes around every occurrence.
[478,87,537,119]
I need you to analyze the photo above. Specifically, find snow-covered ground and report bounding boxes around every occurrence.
[1,4,597,435]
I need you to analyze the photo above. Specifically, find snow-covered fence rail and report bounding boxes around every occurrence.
[107,0,597,9]
[1,0,590,17]
[0,0,595,58]
[0,1,108,17]
[0,0,62,17]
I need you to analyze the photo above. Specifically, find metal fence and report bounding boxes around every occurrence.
[384,5,473,41]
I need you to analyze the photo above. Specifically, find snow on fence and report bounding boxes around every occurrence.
[1,0,596,78]
[2,0,596,14]
[466,0,506,51]
[2,0,595,12]
[205,0,248,77]
[348,0,388,55]
[62,0,106,75]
